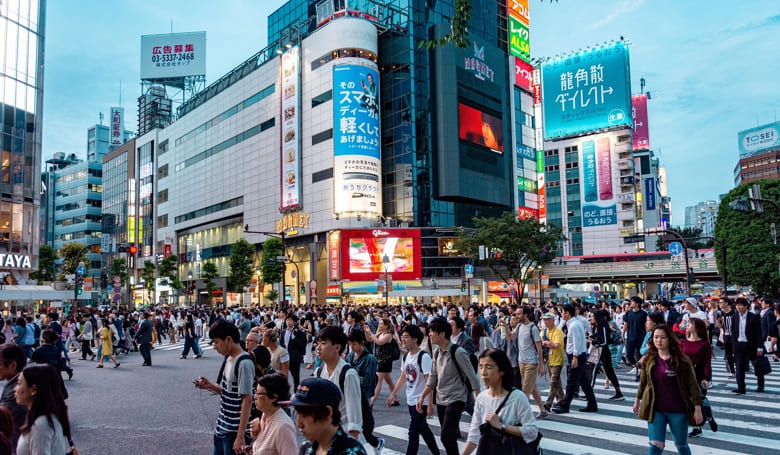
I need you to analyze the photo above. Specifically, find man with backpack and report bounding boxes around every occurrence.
[417,317,480,455]
[388,324,440,455]
[346,328,384,454]
[511,306,548,419]
[314,325,375,454]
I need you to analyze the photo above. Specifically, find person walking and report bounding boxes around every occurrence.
[624,296,648,374]
[461,349,539,455]
[96,318,120,369]
[14,364,73,455]
[541,312,565,412]
[730,297,765,394]
[180,314,201,359]
[246,373,297,455]
[135,312,154,366]
[367,318,398,407]
[552,304,598,414]
[512,306,548,419]
[76,315,95,361]
[633,324,704,455]
[590,309,624,400]
[682,318,718,438]
[280,313,307,390]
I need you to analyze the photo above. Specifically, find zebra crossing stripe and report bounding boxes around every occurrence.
[374,424,466,453]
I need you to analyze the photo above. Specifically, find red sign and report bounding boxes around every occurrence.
[164,244,172,257]
[532,84,541,105]
[488,280,518,292]
[326,285,341,297]
[328,231,341,281]
[514,58,533,91]
[632,94,651,150]
[339,229,422,282]
[518,207,539,219]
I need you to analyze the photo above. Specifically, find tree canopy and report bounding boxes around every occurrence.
[229,238,256,293]
[60,242,89,275]
[260,237,284,303]
[715,179,780,296]
[456,212,564,293]
[31,245,59,283]
[201,261,220,304]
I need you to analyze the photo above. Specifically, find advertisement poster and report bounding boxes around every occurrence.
[576,132,623,228]
[508,0,530,25]
[459,103,504,153]
[333,65,381,216]
[508,15,530,62]
[645,177,656,211]
[738,121,780,158]
[140,32,206,80]
[541,41,632,139]
[338,229,421,281]
[631,94,650,150]
[110,107,123,146]
[515,58,533,91]
[280,47,301,210]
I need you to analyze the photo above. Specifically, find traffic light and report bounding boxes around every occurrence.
[75,276,83,296]
[128,244,138,255]
[461,281,466,292]
[728,196,750,212]
[300,284,306,295]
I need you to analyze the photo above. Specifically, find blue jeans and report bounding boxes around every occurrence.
[193,336,203,355]
[213,432,238,455]
[647,411,691,455]
[407,405,440,455]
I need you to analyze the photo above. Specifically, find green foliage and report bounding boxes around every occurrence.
[265,289,279,303]
[260,237,284,285]
[655,226,714,251]
[60,242,89,275]
[158,255,183,291]
[109,258,128,286]
[31,245,59,283]
[201,261,220,304]
[229,238,256,292]
[715,179,780,296]
[141,260,157,303]
[455,212,564,292]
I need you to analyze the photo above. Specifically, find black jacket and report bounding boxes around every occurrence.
[730,311,763,359]
[761,309,777,340]
[135,319,154,345]
[280,326,307,361]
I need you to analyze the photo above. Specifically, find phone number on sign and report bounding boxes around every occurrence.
[151,53,196,63]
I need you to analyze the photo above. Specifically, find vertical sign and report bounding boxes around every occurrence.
[537,150,546,221]
[632,94,650,150]
[280,47,301,210]
[328,231,341,281]
[645,177,656,210]
[508,15,530,62]
[333,65,381,216]
[110,107,124,146]
[579,133,620,228]
[514,58,533,91]
[508,0,530,25]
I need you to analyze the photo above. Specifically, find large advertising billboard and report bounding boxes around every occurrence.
[110,107,124,146]
[738,121,780,158]
[515,58,533,91]
[459,103,504,153]
[333,65,381,216]
[280,47,301,210]
[631,94,650,150]
[541,41,632,139]
[508,15,530,62]
[338,229,421,281]
[140,32,206,80]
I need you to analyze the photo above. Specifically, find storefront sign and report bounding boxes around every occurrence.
[276,212,310,234]
[328,231,341,281]
[438,238,462,256]
[464,41,495,82]
[0,254,32,269]
[326,285,341,297]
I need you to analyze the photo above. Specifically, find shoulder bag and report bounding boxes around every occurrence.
[476,389,543,455]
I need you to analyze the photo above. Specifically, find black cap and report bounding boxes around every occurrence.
[278,378,341,409]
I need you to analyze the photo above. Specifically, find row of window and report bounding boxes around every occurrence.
[55,231,102,241]
[740,154,780,169]
[57,168,102,183]
[310,48,378,72]
[173,196,243,224]
[175,84,275,147]
[56,214,101,226]
[55,200,102,211]
[174,119,275,173]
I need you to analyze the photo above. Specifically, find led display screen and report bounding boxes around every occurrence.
[458,103,504,153]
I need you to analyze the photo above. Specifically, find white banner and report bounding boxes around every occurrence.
[280,47,301,210]
[140,32,206,80]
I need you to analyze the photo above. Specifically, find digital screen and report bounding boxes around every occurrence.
[348,237,415,274]
[458,103,504,153]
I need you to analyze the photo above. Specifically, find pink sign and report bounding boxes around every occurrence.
[514,58,533,91]
[632,94,650,150]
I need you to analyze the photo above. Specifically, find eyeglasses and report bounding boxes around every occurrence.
[254,392,270,397]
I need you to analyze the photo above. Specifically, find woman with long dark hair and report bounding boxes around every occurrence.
[681,318,718,438]
[462,348,538,455]
[590,309,624,400]
[14,365,72,455]
[470,322,494,356]
[180,313,200,359]
[633,325,703,455]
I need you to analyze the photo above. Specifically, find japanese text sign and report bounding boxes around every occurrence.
[508,15,530,62]
[281,47,301,210]
[140,32,206,80]
[632,94,650,150]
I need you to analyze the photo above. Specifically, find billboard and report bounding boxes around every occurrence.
[645,177,656,211]
[515,58,533,91]
[738,121,780,158]
[631,94,650,150]
[508,15,530,62]
[110,107,124,146]
[458,103,504,153]
[140,32,206,80]
[541,41,632,139]
[280,47,301,210]
[338,229,421,281]
[333,65,381,215]
[508,0,530,25]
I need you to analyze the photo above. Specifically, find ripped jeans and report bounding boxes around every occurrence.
[647,410,691,455]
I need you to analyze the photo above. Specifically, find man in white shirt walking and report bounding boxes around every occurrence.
[552,304,598,414]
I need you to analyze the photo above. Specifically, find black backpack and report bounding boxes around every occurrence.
[316,364,374,440]
[216,352,254,386]
[389,337,401,361]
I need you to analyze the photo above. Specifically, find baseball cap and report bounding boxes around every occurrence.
[541,312,556,319]
[279,378,341,409]
[685,297,698,307]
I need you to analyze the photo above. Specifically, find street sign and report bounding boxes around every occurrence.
[114,286,121,294]
[76,264,87,276]
[263,259,277,265]
[464,264,474,274]
[113,275,121,284]
[669,241,683,256]
[623,234,645,244]
[114,294,122,302]
[107,285,113,292]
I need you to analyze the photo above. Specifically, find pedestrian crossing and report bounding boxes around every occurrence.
[371,356,780,455]
[150,338,214,352]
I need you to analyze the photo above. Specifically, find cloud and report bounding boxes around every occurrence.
[585,0,646,31]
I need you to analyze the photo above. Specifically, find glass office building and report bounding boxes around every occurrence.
[1,0,46,280]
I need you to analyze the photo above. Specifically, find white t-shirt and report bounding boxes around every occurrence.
[194,318,203,337]
[403,350,432,405]
[467,390,538,445]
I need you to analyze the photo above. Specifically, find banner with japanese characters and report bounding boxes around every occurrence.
[280,47,301,210]
[110,107,124,146]
[140,32,206,80]
[333,65,381,216]
[631,94,650,150]
[508,15,530,63]
[541,41,632,139]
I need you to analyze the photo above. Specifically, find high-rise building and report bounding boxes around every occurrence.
[684,200,718,237]
[734,121,780,186]
[1,0,46,284]
[87,119,132,162]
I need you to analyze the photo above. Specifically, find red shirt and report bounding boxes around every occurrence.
[652,356,686,414]
[681,338,712,383]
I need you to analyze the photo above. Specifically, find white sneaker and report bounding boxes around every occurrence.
[627,367,637,375]
[376,437,384,455]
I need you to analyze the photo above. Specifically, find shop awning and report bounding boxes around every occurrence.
[0,285,79,301]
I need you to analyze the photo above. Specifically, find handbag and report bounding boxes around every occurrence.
[476,389,543,455]
[754,355,772,377]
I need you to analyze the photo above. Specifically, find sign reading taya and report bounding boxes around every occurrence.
[464,42,495,82]
[333,65,381,216]
[0,253,32,269]
[280,47,301,210]
[541,41,632,139]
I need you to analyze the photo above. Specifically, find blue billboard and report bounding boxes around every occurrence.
[541,41,632,139]
[332,65,381,216]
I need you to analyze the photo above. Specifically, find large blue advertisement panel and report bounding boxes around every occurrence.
[541,41,632,140]
[333,65,381,216]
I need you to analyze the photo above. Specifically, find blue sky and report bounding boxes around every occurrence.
[42,1,780,221]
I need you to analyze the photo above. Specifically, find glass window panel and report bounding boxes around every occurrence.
[27,32,37,86]
[17,29,29,81]
[5,22,19,77]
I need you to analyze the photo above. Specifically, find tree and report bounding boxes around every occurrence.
[456,212,564,297]
[109,258,128,286]
[60,242,89,275]
[260,237,284,303]
[229,238,256,294]
[158,255,183,300]
[715,179,780,296]
[141,260,156,305]
[655,226,713,251]
[201,261,220,305]
[31,245,59,283]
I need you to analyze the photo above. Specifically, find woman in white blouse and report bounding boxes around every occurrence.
[461,348,538,455]
[15,364,71,455]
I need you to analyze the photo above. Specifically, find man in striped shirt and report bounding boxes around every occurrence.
[195,320,255,455]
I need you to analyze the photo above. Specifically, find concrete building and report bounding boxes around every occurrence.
[684,200,719,237]
[734,121,780,186]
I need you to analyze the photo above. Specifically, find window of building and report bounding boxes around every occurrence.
[312,90,332,108]
[310,48,377,71]
[158,164,168,178]
[312,167,333,183]
[312,129,333,145]
[158,188,168,203]
[157,214,168,228]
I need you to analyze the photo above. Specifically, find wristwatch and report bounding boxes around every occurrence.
[501,423,507,431]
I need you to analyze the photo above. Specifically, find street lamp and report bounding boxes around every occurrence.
[382,254,390,307]
[536,265,544,305]
[244,224,287,307]
[187,272,193,308]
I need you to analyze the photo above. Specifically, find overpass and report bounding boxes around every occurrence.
[545,257,721,283]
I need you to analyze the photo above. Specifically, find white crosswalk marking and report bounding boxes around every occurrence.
[371,357,779,455]
[153,339,214,352]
